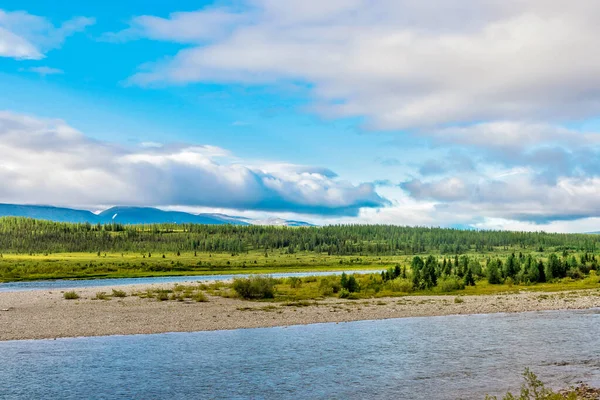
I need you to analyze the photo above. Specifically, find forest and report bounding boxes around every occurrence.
[0,217,599,255]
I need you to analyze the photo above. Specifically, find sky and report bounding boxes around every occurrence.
[2,1,600,232]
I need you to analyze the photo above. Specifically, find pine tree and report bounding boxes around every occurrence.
[487,260,502,284]
[464,267,475,286]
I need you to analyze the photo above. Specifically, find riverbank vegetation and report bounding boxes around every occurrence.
[2,218,600,291]
[485,369,600,399]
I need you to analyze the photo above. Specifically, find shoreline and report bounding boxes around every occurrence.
[1,283,600,341]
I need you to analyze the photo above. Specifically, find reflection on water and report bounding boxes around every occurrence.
[0,309,599,399]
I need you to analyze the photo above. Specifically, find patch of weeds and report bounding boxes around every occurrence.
[111,289,127,298]
[63,291,79,300]
[283,300,315,307]
[192,292,208,302]
[454,297,464,304]
[156,291,169,301]
[94,292,110,300]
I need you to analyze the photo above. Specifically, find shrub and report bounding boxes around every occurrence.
[232,275,275,299]
[319,277,341,296]
[339,288,350,298]
[485,369,575,400]
[384,278,414,293]
[566,268,584,280]
[192,292,208,302]
[341,274,359,293]
[156,291,169,301]
[454,297,464,304]
[63,291,79,300]
[438,277,465,293]
[94,291,110,300]
[111,289,127,298]
[287,276,302,288]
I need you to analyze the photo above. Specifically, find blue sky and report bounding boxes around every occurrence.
[3,1,600,232]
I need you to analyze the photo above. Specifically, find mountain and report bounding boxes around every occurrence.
[249,217,314,227]
[97,207,249,225]
[0,204,312,226]
[0,204,99,223]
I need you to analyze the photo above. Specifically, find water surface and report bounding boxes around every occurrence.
[1,309,599,399]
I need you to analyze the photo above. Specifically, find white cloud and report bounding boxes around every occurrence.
[401,173,600,223]
[119,1,600,129]
[414,122,600,183]
[429,122,600,152]
[22,66,64,76]
[105,9,244,43]
[0,111,385,215]
[0,9,94,60]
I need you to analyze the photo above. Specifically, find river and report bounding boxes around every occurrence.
[1,309,599,399]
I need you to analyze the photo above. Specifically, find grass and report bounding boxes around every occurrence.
[0,248,547,283]
[0,251,394,282]
[131,285,210,303]
[486,368,599,399]
[93,291,110,300]
[199,272,600,303]
[111,289,127,298]
[63,291,79,300]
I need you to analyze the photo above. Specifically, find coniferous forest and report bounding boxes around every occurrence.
[0,217,599,255]
[1,217,600,287]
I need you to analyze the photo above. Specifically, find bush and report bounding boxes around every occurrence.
[287,276,302,288]
[156,291,169,301]
[339,288,350,298]
[111,289,127,298]
[438,277,466,293]
[192,292,208,302]
[63,291,79,300]
[232,275,275,299]
[566,268,584,280]
[94,291,110,300]
[485,368,578,400]
[384,278,414,293]
[341,274,360,293]
[319,277,341,296]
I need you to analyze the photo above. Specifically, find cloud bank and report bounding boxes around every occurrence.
[0,111,386,216]
[118,0,600,130]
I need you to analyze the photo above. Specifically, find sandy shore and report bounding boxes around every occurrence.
[1,283,600,341]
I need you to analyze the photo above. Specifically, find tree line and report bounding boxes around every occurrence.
[1,217,599,255]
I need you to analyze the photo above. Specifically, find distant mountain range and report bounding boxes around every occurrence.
[0,204,313,227]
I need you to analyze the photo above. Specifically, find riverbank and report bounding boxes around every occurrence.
[1,282,600,341]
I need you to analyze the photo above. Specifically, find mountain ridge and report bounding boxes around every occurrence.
[0,204,312,226]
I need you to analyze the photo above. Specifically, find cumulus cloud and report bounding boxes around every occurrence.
[0,9,94,60]
[104,9,245,43]
[115,1,600,129]
[417,122,600,183]
[401,173,600,223]
[0,111,386,216]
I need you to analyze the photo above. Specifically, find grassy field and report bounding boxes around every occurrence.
[2,249,599,302]
[0,251,406,282]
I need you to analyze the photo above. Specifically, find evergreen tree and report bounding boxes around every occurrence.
[464,267,475,286]
[487,259,502,284]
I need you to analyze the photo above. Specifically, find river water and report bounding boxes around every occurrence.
[1,309,599,399]
[0,270,380,292]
